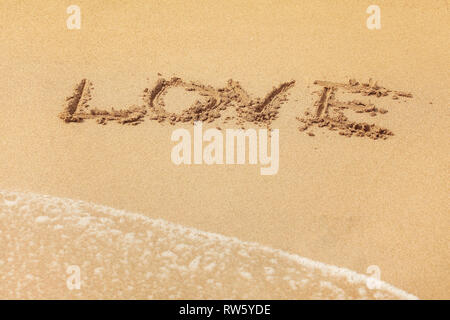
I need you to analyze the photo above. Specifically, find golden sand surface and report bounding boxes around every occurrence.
[0,0,448,299]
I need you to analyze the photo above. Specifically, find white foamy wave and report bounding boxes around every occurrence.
[0,190,418,299]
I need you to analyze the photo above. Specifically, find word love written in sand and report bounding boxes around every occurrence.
[59,77,412,140]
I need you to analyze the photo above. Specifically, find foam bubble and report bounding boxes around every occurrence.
[0,190,418,299]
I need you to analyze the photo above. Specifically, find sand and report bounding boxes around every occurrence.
[59,76,294,128]
[297,78,413,139]
[0,0,448,299]
[0,190,417,299]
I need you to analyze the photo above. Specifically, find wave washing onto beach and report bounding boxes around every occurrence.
[0,190,417,299]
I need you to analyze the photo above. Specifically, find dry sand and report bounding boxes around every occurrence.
[0,0,448,299]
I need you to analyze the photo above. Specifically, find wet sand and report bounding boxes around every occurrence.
[0,190,418,299]
[0,0,448,299]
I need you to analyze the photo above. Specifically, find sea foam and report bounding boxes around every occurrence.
[0,190,418,299]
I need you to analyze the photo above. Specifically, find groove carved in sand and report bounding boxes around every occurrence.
[59,77,413,140]
[297,79,413,140]
[59,79,93,122]
[59,76,295,128]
